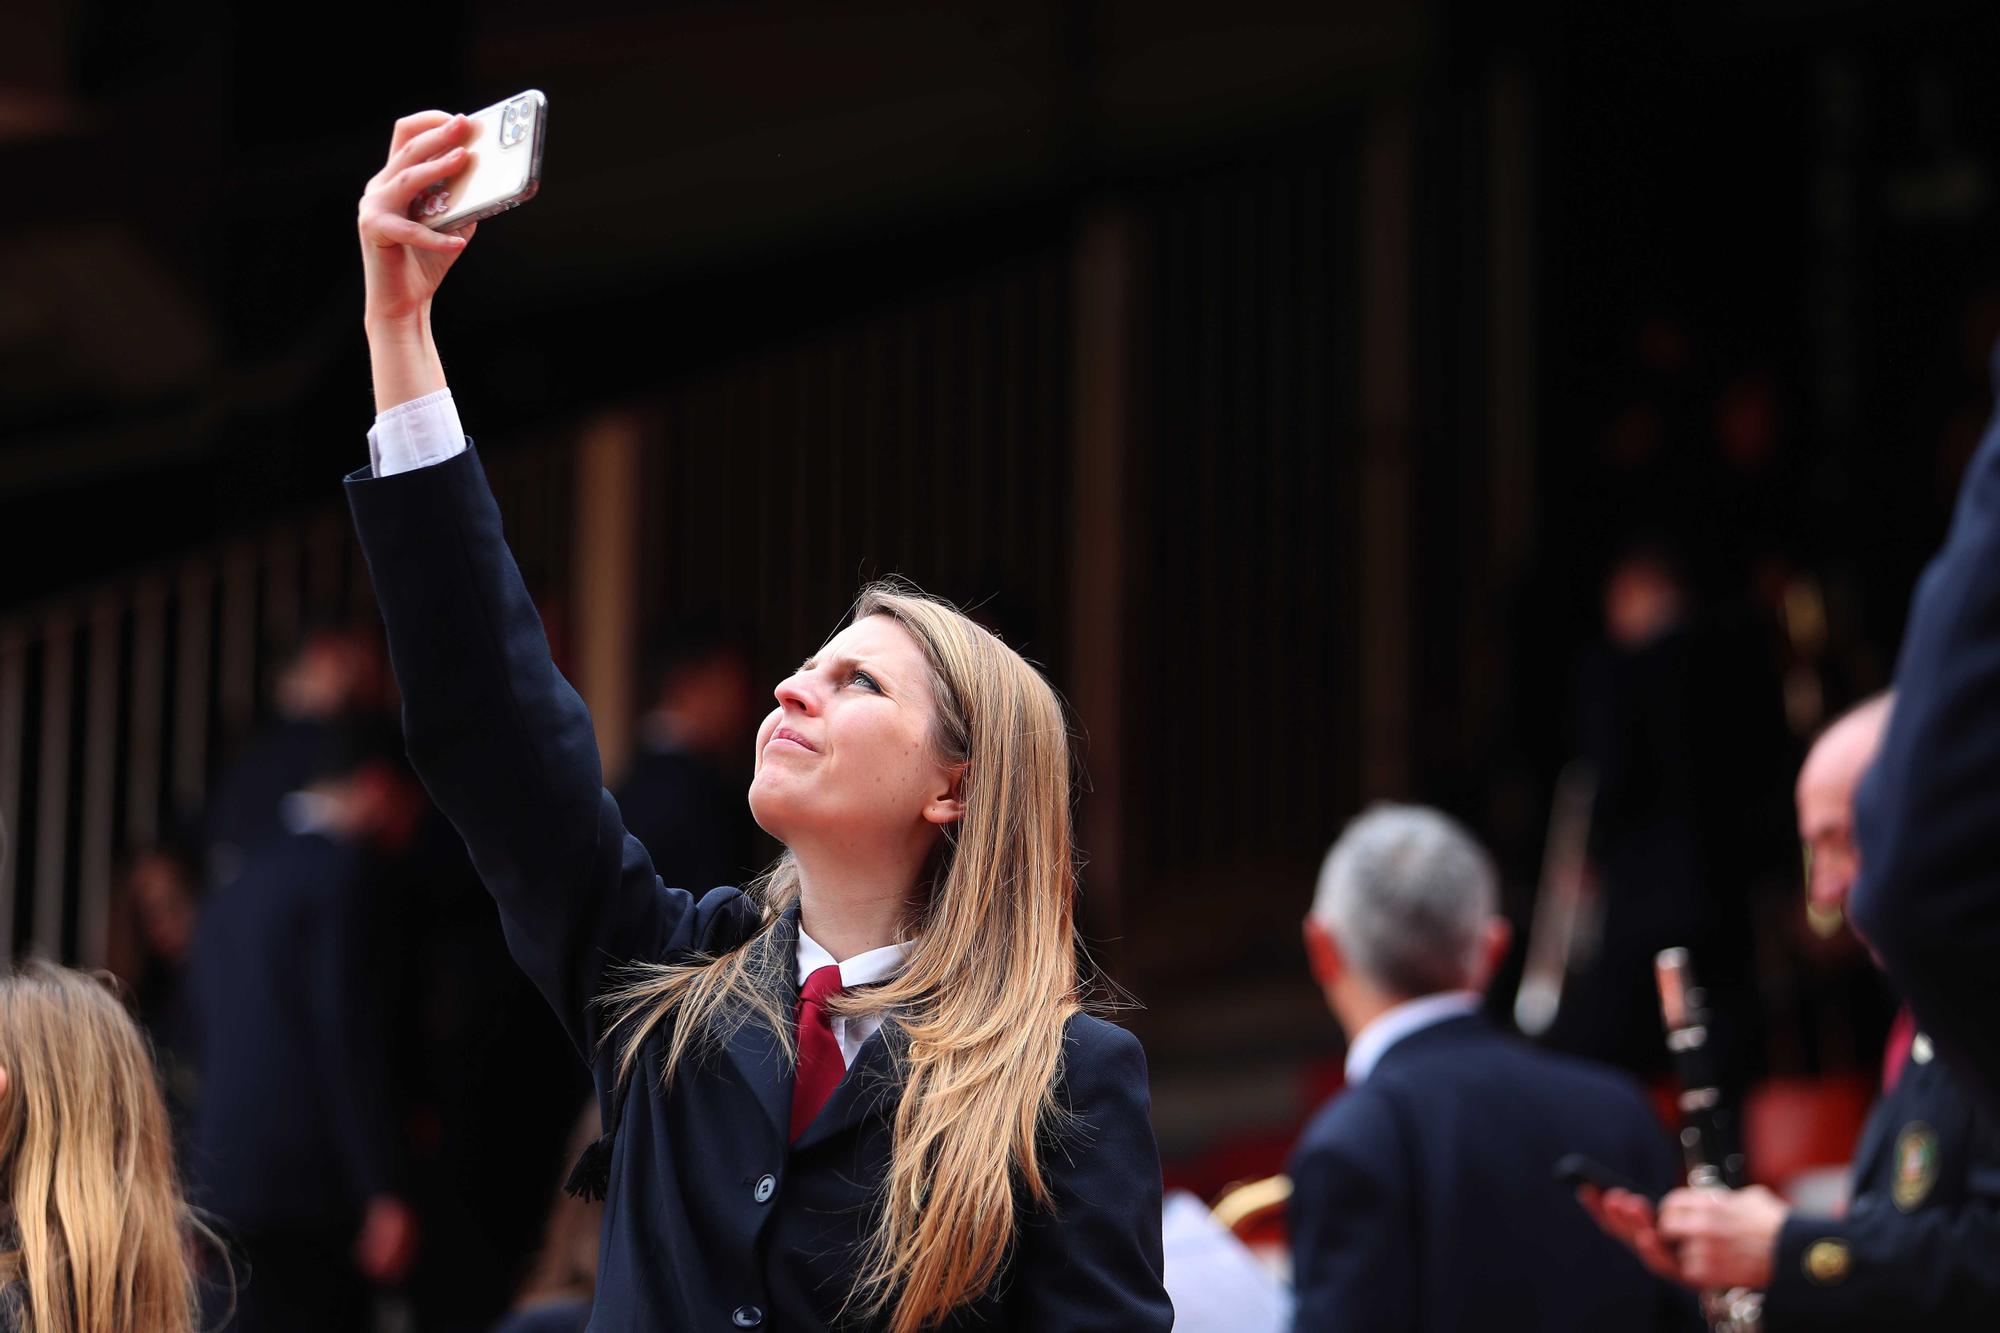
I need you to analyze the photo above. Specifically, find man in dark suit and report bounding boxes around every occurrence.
[186,732,422,1332]
[1584,695,2000,1328]
[1288,803,1698,1333]
[1851,340,2000,1112]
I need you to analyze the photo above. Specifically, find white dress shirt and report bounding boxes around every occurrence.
[1342,990,1483,1086]
[367,390,912,1071]
[794,929,907,1068]
[368,388,468,476]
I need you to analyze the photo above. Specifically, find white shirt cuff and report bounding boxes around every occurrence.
[367,388,468,477]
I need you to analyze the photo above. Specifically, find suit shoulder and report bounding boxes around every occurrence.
[1368,1029,1663,1156]
[1393,1024,1651,1106]
[1063,1011,1144,1059]
[1289,1079,1408,1189]
[1056,1013,1149,1097]
[688,885,760,953]
[1510,1040,1659,1113]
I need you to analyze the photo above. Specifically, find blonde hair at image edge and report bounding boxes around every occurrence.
[604,580,1086,1333]
[0,963,212,1333]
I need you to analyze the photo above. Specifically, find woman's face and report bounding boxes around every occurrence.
[748,614,961,852]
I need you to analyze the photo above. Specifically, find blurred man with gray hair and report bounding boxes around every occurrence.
[1287,803,1699,1333]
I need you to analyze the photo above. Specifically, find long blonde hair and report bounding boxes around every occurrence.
[0,963,205,1333]
[603,581,1084,1331]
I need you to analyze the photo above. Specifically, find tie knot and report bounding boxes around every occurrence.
[801,964,845,1008]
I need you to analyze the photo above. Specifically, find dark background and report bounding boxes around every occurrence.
[6,0,1999,1214]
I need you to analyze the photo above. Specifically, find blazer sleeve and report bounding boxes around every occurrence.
[345,445,759,1088]
[1285,1089,1416,1333]
[1851,343,2000,1108]
[1012,1018,1174,1331]
[1765,1196,2000,1328]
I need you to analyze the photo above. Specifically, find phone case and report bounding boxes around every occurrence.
[413,89,547,231]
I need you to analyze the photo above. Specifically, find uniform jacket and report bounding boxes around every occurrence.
[1854,341,2000,1111]
[186,830,402,1228]
[346,446,1172,1332]
[1286,1014,1701,1333]
[1764,1025,2000,1329]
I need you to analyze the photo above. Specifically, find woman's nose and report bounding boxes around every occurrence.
[773,673,819,714]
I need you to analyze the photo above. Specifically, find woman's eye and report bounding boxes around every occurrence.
[849,670,880,693]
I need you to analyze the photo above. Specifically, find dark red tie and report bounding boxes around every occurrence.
[1882,1004,1917,1094]
[790,965,847,1143]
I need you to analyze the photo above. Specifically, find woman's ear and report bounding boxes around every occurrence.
[0,1065,9,1100]
[921,766,966,828]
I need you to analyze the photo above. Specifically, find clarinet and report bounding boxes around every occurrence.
[1654,947,1763,1332]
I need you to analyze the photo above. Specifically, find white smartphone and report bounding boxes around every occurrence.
[412,89,547,231]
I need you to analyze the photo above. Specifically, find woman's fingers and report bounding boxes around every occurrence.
[359,146,472,246]
[388,110,454,158]
[382,114,474,182]
[382,148,466,205]
[362,214,469,255]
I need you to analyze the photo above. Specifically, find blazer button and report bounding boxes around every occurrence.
[752,1173,776,1204]
[731,1306,764,1328]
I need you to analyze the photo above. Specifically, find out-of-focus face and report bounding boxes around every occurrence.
[1795,699,1892,915]
[668,651,758,759]
[128,852,197,963]
[1797,770,1858,914]
[748,614,956,853]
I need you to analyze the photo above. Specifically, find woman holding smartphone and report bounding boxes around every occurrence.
[351,111,1172,1331]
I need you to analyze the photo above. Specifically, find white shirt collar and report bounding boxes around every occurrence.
[1343,990,1482,1085]
[795,926,908,990]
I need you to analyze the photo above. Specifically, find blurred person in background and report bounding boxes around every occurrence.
[185,729,423,1333]
[490,1102,603,1333]
[1852,340,2000,1112]
[1551,543,1777,1097]
[203,620,389,890]
[615,618,760,895]
[105,837,203,1126]
[1290,804,1699,1333]
[349,109,1171,1332]
[0,962,215,1333]
[1582,694,2000,1327]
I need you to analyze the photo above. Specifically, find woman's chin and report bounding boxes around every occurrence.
[747,782,798,843]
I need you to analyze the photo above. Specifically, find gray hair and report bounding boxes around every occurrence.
[1309,803,1498,997]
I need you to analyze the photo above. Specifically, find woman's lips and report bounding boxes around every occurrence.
[769,726,817,753]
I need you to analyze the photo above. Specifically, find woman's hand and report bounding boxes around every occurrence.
[358,111,478,412]
[358,111,479,330]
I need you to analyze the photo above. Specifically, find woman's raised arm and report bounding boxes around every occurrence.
[346,113,756,1073]
[358,110,475,411]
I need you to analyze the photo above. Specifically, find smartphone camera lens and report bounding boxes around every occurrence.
[500,98,532,148]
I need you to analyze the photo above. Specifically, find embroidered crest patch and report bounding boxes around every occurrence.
[1893,1122,1940,1212]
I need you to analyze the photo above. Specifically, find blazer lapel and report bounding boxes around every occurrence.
[792,1014,907,1153]
[718,908,800,1145]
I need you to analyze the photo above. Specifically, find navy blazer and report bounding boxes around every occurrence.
[1853,341,2000,1112]
[1287,1015,1700,1333]
[186,831,402,1228]
[346,446,1172,1332]
[1763,1025,2000,1329]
